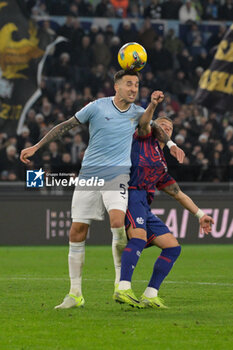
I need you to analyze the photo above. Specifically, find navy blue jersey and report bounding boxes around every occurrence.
[128,131,175,202]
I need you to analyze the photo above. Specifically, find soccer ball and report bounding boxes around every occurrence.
[118,42,147,71]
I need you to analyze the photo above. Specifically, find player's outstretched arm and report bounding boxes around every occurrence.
[20,116,79,164]
[138,91,164,136]
[162,182,214,234]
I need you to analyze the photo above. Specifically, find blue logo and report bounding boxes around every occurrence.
[26,168,45,188]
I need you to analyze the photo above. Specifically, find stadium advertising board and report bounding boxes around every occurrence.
[0,195,232,245]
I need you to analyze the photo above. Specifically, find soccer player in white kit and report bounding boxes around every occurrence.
[20,70,183,309]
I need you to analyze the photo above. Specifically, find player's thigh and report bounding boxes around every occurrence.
[146,211,179,248]
[71,189,105,221]
[127,225,147,241]
[125,190,148,236]
[70,222,89,242]
[102,174,129,226]
[152,233,179,249]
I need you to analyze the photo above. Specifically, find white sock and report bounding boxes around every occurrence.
[68,241,85,297]
[119,280,131,290]
[111,227,128,285]
[144,287,158,298]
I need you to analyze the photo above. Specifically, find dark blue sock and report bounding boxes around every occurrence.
[120,238,146,282]
[148,246,181,290]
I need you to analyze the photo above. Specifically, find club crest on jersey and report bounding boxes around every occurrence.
[136,217,144,225]
[130,118,135,126]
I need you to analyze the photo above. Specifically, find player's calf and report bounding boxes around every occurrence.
[142,246,181,301]
[111,226,128,285]
[119,238,146,290]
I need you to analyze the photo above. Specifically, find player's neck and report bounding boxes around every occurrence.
[113,96,131,111]
[158,141,165,149]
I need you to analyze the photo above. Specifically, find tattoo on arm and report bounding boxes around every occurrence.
[36,116,79,149]
[151,121,170,144]
[162,182,181,196]
[137,124,151,136]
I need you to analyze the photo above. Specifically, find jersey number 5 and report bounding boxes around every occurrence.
[120,184,126,195]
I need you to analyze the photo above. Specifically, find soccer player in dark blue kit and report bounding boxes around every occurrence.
[114,116,214,308]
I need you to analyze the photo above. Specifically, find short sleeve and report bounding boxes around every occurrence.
[156,172,176,191]
[75,101,96,124]
[135,105,145,123]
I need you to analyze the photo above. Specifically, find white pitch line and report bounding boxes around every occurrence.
[0,277,232,287]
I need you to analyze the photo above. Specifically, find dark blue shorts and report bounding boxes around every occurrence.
[125,189,170,247]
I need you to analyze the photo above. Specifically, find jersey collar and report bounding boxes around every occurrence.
[111,98,132,113]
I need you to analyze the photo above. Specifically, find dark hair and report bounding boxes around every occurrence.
[156,116,173,124]
[114,70,139,83]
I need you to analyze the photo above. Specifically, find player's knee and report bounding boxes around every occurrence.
[174,245,181,257]
[127,226,147,241]
[168,245,181,258]
[110,219,125,228]
[161,245,181,263]
[69,223,88,242]
[109,209,125,228]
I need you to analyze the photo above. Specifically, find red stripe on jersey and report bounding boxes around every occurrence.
[158,255,172,263]
[150,142,158,162]
[157,179,176,190]
[126,210,136,228]
[143,139,149,158]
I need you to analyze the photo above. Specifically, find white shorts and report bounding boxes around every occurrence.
[71,174,129,224]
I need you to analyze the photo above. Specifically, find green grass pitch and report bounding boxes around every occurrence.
[0,245,232,350]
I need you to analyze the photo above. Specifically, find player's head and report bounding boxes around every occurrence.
[156,116,173,138]
[114,70,139,104]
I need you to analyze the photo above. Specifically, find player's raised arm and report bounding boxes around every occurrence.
[138,90,164,136]
[20,116,79,164]
[161,182,214,234]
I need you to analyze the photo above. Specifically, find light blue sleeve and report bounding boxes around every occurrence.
[75,101,96,124]
[135,105,145,122]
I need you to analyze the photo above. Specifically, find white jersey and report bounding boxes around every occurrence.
[75,97,144,180]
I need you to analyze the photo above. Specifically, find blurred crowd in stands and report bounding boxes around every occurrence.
[0,0,233,183]
[27,0,233,22]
